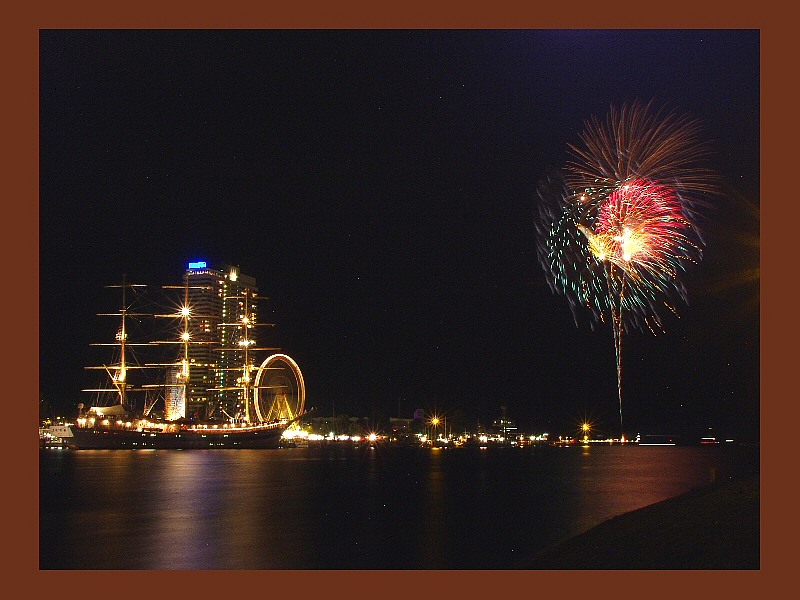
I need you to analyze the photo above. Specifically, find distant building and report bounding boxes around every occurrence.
[309,415,371,436]
[389,417,414,434]
[183,261,260,419]
[390,416,423,442]
[492,405,517,438]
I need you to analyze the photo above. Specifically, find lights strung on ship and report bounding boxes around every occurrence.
[74,271,309,445]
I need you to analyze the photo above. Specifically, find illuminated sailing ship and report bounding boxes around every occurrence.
[50,272,307,449]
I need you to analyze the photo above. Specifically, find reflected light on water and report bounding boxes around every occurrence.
[40,445,758,569]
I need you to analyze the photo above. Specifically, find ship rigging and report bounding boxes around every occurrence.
[50,268,307,449]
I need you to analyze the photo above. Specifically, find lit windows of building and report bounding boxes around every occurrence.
[184,261,259,420]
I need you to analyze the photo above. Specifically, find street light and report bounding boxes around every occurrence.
[430,415,440,445]
[581,422,591,443]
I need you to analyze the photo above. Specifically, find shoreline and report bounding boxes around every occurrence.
[514,473,760,569]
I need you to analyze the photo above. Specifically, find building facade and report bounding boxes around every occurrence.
[183,261,260,420]
[163,365,186,421]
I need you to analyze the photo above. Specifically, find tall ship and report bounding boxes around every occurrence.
[48,263,307,449]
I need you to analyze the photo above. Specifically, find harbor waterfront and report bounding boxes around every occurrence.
[39,443,759,569]
[38,31,760,572]
[47,267,308,450]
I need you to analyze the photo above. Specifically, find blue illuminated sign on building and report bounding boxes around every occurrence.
[188,261,207,269]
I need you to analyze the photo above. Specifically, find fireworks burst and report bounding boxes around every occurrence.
[536,101,715,434]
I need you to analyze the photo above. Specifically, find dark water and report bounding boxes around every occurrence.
[39,444,759,569]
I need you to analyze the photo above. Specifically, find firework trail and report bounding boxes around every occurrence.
[536,101,714,435]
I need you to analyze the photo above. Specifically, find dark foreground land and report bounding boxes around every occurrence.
[517,473,760,569]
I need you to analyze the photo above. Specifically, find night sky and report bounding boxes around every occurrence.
[39,30,759,440]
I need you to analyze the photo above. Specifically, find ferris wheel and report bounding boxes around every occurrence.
[253,354,306,424]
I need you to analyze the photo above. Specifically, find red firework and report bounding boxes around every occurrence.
[585,178,698,285]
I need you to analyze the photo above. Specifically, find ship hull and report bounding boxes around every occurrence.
[62,425,286,450]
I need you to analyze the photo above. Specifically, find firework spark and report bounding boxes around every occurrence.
[536,101,715,434]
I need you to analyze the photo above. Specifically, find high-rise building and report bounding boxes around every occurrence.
[183,261,259,420]
[217,265,259,419]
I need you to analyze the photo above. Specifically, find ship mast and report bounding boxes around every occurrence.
[118,275,128,406]
[178,273,191,383]
[216,288,277,424]
[150,275,218,419]
[84,275,150,408]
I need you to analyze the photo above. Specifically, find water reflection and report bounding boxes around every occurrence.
[40,444,758,569]
[420,449,445,568]
[567,445,757,544]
